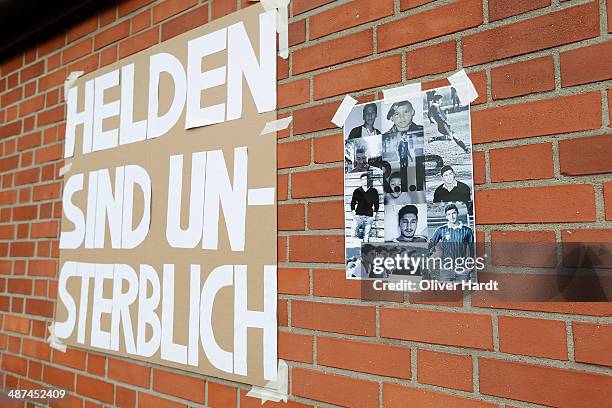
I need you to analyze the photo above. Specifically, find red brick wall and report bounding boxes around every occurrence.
[1,0,611,407]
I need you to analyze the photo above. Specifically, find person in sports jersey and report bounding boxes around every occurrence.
[348,103,382,139]
[427,94,470,154]
[429,203,474,281]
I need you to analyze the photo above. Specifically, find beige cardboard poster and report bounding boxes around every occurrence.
[54,4,278,386]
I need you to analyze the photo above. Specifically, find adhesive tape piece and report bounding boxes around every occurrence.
[448,69,478,103]
[63,71,84,101]
[260,116,292,135]
[246,359,288,403]
[383,83,422,102]
[331,95,358,128]
[248,187,275,205]
[47,323,67,353]
[58,162,72,177]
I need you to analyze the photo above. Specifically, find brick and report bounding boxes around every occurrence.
[153,0,197,23]
[116,385,136,408]
[479,358,612,407]
[119,27,159,58]
[471,93,601,144]
[77,375,114,403]
[208,382,237,408]
[319,336,411,379]
[87,353,106,376]
[278,331,312,363]
[605,181,612,221]
[44,365,75,390]
[314,55,402,100]
[108,358,150,387]
[498,316,567,360]
[293,30,373,75]
[379,0,483,51]
[475,184,596,224]
[561,41,612,86]
[33,183,61,201]
[26,298,54,317]
[308,200,344,229]
[292,0,335,15]
[313,133,342,164]
[278,139,310,169]
[1,54,24,74]
[0,225,14,239]
[312,268,362,298]
[38,105,64,126]
[491,56,555,99]
[278,79,309,109]
[472,150,485,184]
[161,5,208,41]
[489,142,553,182]
[278,203,305,231]
[2,87,23,107]
[292,168,343,198]
[22,338,51,361]
[28,259,58,277]
[489,0,551,21]
[0,121,22,139]
[573,322,612,367]
[277,299,288,326]
[10,241,35,257]
[277,174,288,200]
[95,21,131,50]
[211,0,236,20]
[101,45,118,67]
[119,0,155,17]
[289,235,344,263]
[8,278,32,294]
[400,0,434,10]
[491,230,557,268]
[418,349,473,391]
[20,61,44,82]
[278,267,309,295]
[0,155,19,172]
[3,315,30,334]
[380,308,493,349]
[138,393,187,408]
[67,16,98,42]
[310,0,393,39]
[39,68,67,91]
[293,101,340,135]
[293,367,378,408]
[292,300,376,336]
[3,355,27,375]
[408,41,457,79]
[463,2,599,66]
[288,19,306,47]
[384,383,495,408]
[153,369,205,403]
[132,10,152,33]
[62,38,93,64]
[559,134,612,176]
[19,95,45,117]
[52,348,86,370]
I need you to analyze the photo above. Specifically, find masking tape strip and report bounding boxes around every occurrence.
[260,116,292,135]
[258,0,290,59]
[448,69,478,103]
[331,94,358,128]
[382,83,422,102]
[58,162,72,177]
[47,323,67,353]
[63,71,84,101]
[246,359,288,403]
[248,187,275,205]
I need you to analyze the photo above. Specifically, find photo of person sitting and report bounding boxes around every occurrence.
[394,205,427,243]
[348,103,382,139]
[350,173,379,242]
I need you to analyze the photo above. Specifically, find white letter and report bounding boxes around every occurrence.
[59,174,85,249]
[122,165,151,249]
[65,80,94,158]
[234,265,277,381]
[120,64,147,145]
[202,147,248,251]
[91,263,114,350]
[92,69,120,152]
[226,10,277,120]
[55,262,78,339]
[147,53,186,139]
[186,28,227,128]
[110,264,138,354]
[161,264,187,364]
[188,265,200,366]
[200,265,233,374]
[137,264,161,357]
[76,263,94,344]
[84,171,98,249]
[166,153,206,248]
[94,167,124,249]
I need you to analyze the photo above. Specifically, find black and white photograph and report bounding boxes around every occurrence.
[423,86,474,205]
[384,203,427,243]
[344,135,383,174]
[343,102,383,140]
[344,171,385,245]
[346,244,367,279]
[381,95,426,193]
[426,201,476,282]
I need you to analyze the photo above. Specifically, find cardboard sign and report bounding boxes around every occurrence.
[344,87,477,285]
[54,4,278,386]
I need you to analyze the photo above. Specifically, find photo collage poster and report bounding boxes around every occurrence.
[344,86,476,283]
